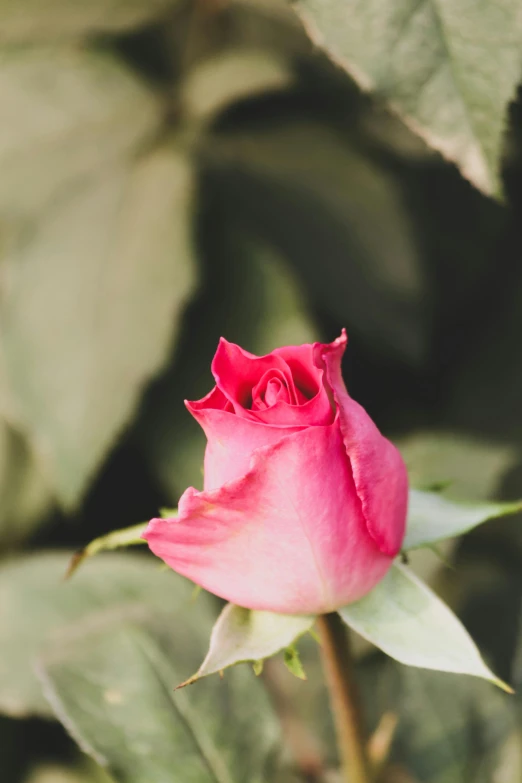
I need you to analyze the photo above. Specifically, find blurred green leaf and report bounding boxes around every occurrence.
[392,429,522,598]
[66,522,149,579]
[404,490,522,551]
[184,603,315,685]
[0,421,53,546]
[445,270,522,500]
[38,625,278,783]
[0,552,280,783]
[0,552,197,717]
[295,0,522,194]
[260,631,517,782]
[168,0,309,76]
[397,431,518,501]
[0,331,54,545]
[1,144,197,507]
[360,660,517,783]
[202,118,426,362]
[25,761,112,783]
[181,50,293,124]
[0,46,160,216]
[492,731,522,783]
[0,715,27,782]
[0,0,179,42]
[339,563,509,689]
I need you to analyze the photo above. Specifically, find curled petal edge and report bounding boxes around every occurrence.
[316,331,408,557]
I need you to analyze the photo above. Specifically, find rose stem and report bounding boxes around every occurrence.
[316,613,372,783]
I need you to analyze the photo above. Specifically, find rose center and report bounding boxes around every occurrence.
[251,369,293,410]
[264,378,286,406]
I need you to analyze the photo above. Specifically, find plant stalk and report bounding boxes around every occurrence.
[317,613,372,783]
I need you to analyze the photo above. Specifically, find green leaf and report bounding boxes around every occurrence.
[0,1,180,42]
[295,0,522,194]
[159,507,178,518]
[183,603,316,685]
[0,0,177,44]
[338,563,511,690]
[66,523,149,579]
[397,430,518,502]
[358,658,517,783]
[0,419,54,545]
[252,660,264,677]
[0,552,196,717]
[66,507,180,577]
[2,144,197,507]
[404,489,522,550]
[283,645,307,681]
[0,552,280,781]
[39,628,235,783]
[25,760,112,783]
[181,50,292,123]
[0,46,159,216]
[38,626,278,783]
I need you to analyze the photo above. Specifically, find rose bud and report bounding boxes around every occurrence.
[144,331,408,615]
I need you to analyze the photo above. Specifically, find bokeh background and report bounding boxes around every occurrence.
[2,1,522,781]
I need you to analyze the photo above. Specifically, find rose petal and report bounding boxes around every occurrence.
[189,384,231,413]
[263,377,288,406]
[212,338,294,413]
[186,402,306,489]
[143,422,391,614]
[209,338,333,426]
[244,393,333,426]
[252,368,294,409]
[272,343,323,398]
[318,330,408,556]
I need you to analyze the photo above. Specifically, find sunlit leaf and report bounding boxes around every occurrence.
[182,603,315,686]
[296,0,522,194]
[338,563,511,690]
[25,761,112,783]
[0,46,159,216]
[181,50,293,123]
[2,145,197,506]
[283,645,307,681]
[404,489,522,551]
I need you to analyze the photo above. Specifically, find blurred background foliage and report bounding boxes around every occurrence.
[2,0,522,781]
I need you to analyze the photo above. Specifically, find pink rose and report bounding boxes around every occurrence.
[144,331,408,615]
